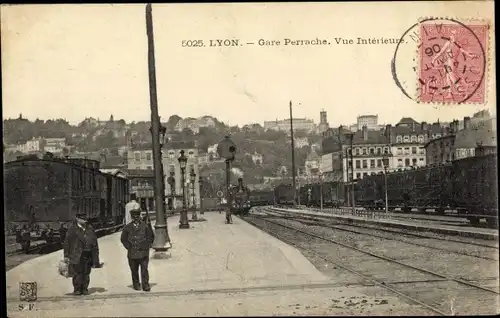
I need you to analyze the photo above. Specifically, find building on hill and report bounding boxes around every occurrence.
[317,110,329,134]
[304,148,320,177]
[263,118,316,133]
[357,115,379,130]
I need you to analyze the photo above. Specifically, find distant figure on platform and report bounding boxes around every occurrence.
[63,212,101,296]
[121,208,154,292]
[125,194,141,225]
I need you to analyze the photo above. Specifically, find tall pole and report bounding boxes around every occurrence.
[320,175,324,210]
[350,136,355,213]
[289,101,297,205]
[384,165,389,214]
[225,159,233,223]
[146,3,170,254]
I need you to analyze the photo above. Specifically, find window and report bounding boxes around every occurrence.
[384,147,389,154]
[146,153,152,161]
[363,172,368,177]
[356,172,361,179]
[405,158,410,166]
[369,148,374,155]
[147,166,153,170]
[347,148,352,156]
[370,159,375,168]
[397,147,402,155]
[377,147,382,154]
[396,136,402,143]
[362,160,367,168]
[403,136,410,142]
[411,147,417,154]
[418,135,424,142]
[411,136,417,142]
[419,147,425,154]
[404,147,410,155]
[362,148,367,155]
[355,160,361,169]
[188,150,195,158]
[412,158,417,165]
[355,148,360,155]
[134,152,141,161]
[397,158,403,167]
[168,151,175,159]
[377,159,382,167]
[419,158,424,162]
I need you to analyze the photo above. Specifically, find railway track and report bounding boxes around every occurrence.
[244,209,499,315]
[262,208,498,260]
[268,207,498,246]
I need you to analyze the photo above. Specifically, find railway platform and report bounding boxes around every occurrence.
[271,207,499,240]
[5,212,431,317]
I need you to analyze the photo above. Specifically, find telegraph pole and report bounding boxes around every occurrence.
[289,101,297,205]
[146,3,170,256]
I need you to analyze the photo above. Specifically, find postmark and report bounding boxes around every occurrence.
[392,17,490,105]
[19,281,37,302]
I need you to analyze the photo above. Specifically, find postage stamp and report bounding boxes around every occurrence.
[417,20,489,104]
[391,17,491,105]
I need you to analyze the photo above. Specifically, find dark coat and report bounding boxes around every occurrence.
[120,221,154,259]
[63,221,100,267]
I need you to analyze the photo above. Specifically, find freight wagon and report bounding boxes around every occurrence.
[299,181,345,208]
[274,183,296,206]
[353,153,498,227]
[4,154,129,251]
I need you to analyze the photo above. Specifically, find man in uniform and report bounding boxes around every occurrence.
[63,211,101,296]
[121,208,154,291]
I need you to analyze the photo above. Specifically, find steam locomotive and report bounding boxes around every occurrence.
[230,178,251,215]
[4,153,129,252]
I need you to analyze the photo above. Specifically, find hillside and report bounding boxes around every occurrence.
[3,114,321,182]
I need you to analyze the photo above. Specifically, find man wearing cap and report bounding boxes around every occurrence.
[63,212,101,296]
[121,208,154,291]
[125,193,141,225]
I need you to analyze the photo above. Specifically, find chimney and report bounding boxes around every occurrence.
[362,125,368,141]
[464,116,471,130]
[420,121,428,131]
[385,124,392,141]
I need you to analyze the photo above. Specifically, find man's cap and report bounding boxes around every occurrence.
[75,212,88,219]
[130,208,141,216]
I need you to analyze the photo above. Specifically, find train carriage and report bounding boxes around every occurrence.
[4,154,129,251]
[274,183,295,206]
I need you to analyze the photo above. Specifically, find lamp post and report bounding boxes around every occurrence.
[190,168,197,221]
[178,150,189,229]
[145,3,170,255]
[344,131,355,213]
[382,151,390,214]
[307,188,312,207]
[217,136,236,224]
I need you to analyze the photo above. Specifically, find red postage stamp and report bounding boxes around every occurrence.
[417,21,489,104]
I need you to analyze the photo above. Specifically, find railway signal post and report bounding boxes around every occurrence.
[145,3,171,256]
[217,136,237,224]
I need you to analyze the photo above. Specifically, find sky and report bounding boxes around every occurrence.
[1,2,496,127]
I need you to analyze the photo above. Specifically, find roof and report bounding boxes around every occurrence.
[125,169,155,178]
[100,169,127,178]
[352,130,389,145]
[396,117,419,126]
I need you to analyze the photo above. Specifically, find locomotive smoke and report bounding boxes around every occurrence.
[231,167,244,178]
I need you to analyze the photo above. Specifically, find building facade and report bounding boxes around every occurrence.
[357,115,378,130]
[317,110,329,134]
[263,118,316,133]
[127,144,201,209]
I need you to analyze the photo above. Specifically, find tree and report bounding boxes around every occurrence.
[166,115,182,131]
